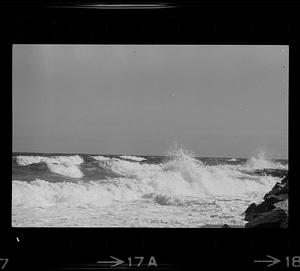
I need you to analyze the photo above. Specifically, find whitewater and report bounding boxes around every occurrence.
[12,148,288,227]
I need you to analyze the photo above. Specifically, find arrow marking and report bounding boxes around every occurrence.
[97,256,124,268]
[254,255,281,267]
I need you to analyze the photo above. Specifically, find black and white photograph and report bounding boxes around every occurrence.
[12,44,288,228]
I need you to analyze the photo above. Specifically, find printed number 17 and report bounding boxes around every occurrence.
[0,259,9,270]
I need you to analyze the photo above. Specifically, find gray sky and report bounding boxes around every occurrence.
[13,45,288,158]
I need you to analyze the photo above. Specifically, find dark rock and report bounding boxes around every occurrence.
[274,199,288,213]
[245,203,257,214]
[280,217,288,228]
[254,197,278,213]
[267,193,288,202]
[222,224,231,228]
[243,174,288,228]
[281,176,288,184]
[245,212,264,222]
[281,185,288,194]
[245,195,286,215]
[244,195,284,221]
[245,209,287,228]
[263,177,289,200]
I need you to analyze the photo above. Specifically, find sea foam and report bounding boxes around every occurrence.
[244,151,288,170]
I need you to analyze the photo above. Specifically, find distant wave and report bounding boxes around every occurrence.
[244,152,288,170]
[98,158,160,178]
[91,155,111,161]
[16,155,84,178]
[119,155,147,162]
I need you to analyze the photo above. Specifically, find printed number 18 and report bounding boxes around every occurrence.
[286,256,300,268]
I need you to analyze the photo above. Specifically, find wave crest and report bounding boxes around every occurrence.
[16,155,84,178]
[120,155,147,162]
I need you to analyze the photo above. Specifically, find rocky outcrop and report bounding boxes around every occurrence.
[246,209,287,228]
[244,174,288,228]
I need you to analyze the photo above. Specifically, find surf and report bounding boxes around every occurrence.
[12,147,286,209]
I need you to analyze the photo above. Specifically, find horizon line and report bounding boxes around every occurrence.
[11,151,288,160]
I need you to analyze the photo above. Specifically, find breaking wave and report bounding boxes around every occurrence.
[12,148,283,208]
[16,155,84,178]
[244,151,288,170]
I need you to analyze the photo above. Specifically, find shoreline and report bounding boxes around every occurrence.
[200,224,245,228]
[208,171,289,228]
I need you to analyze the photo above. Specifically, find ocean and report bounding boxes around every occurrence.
[12,148,288,227]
